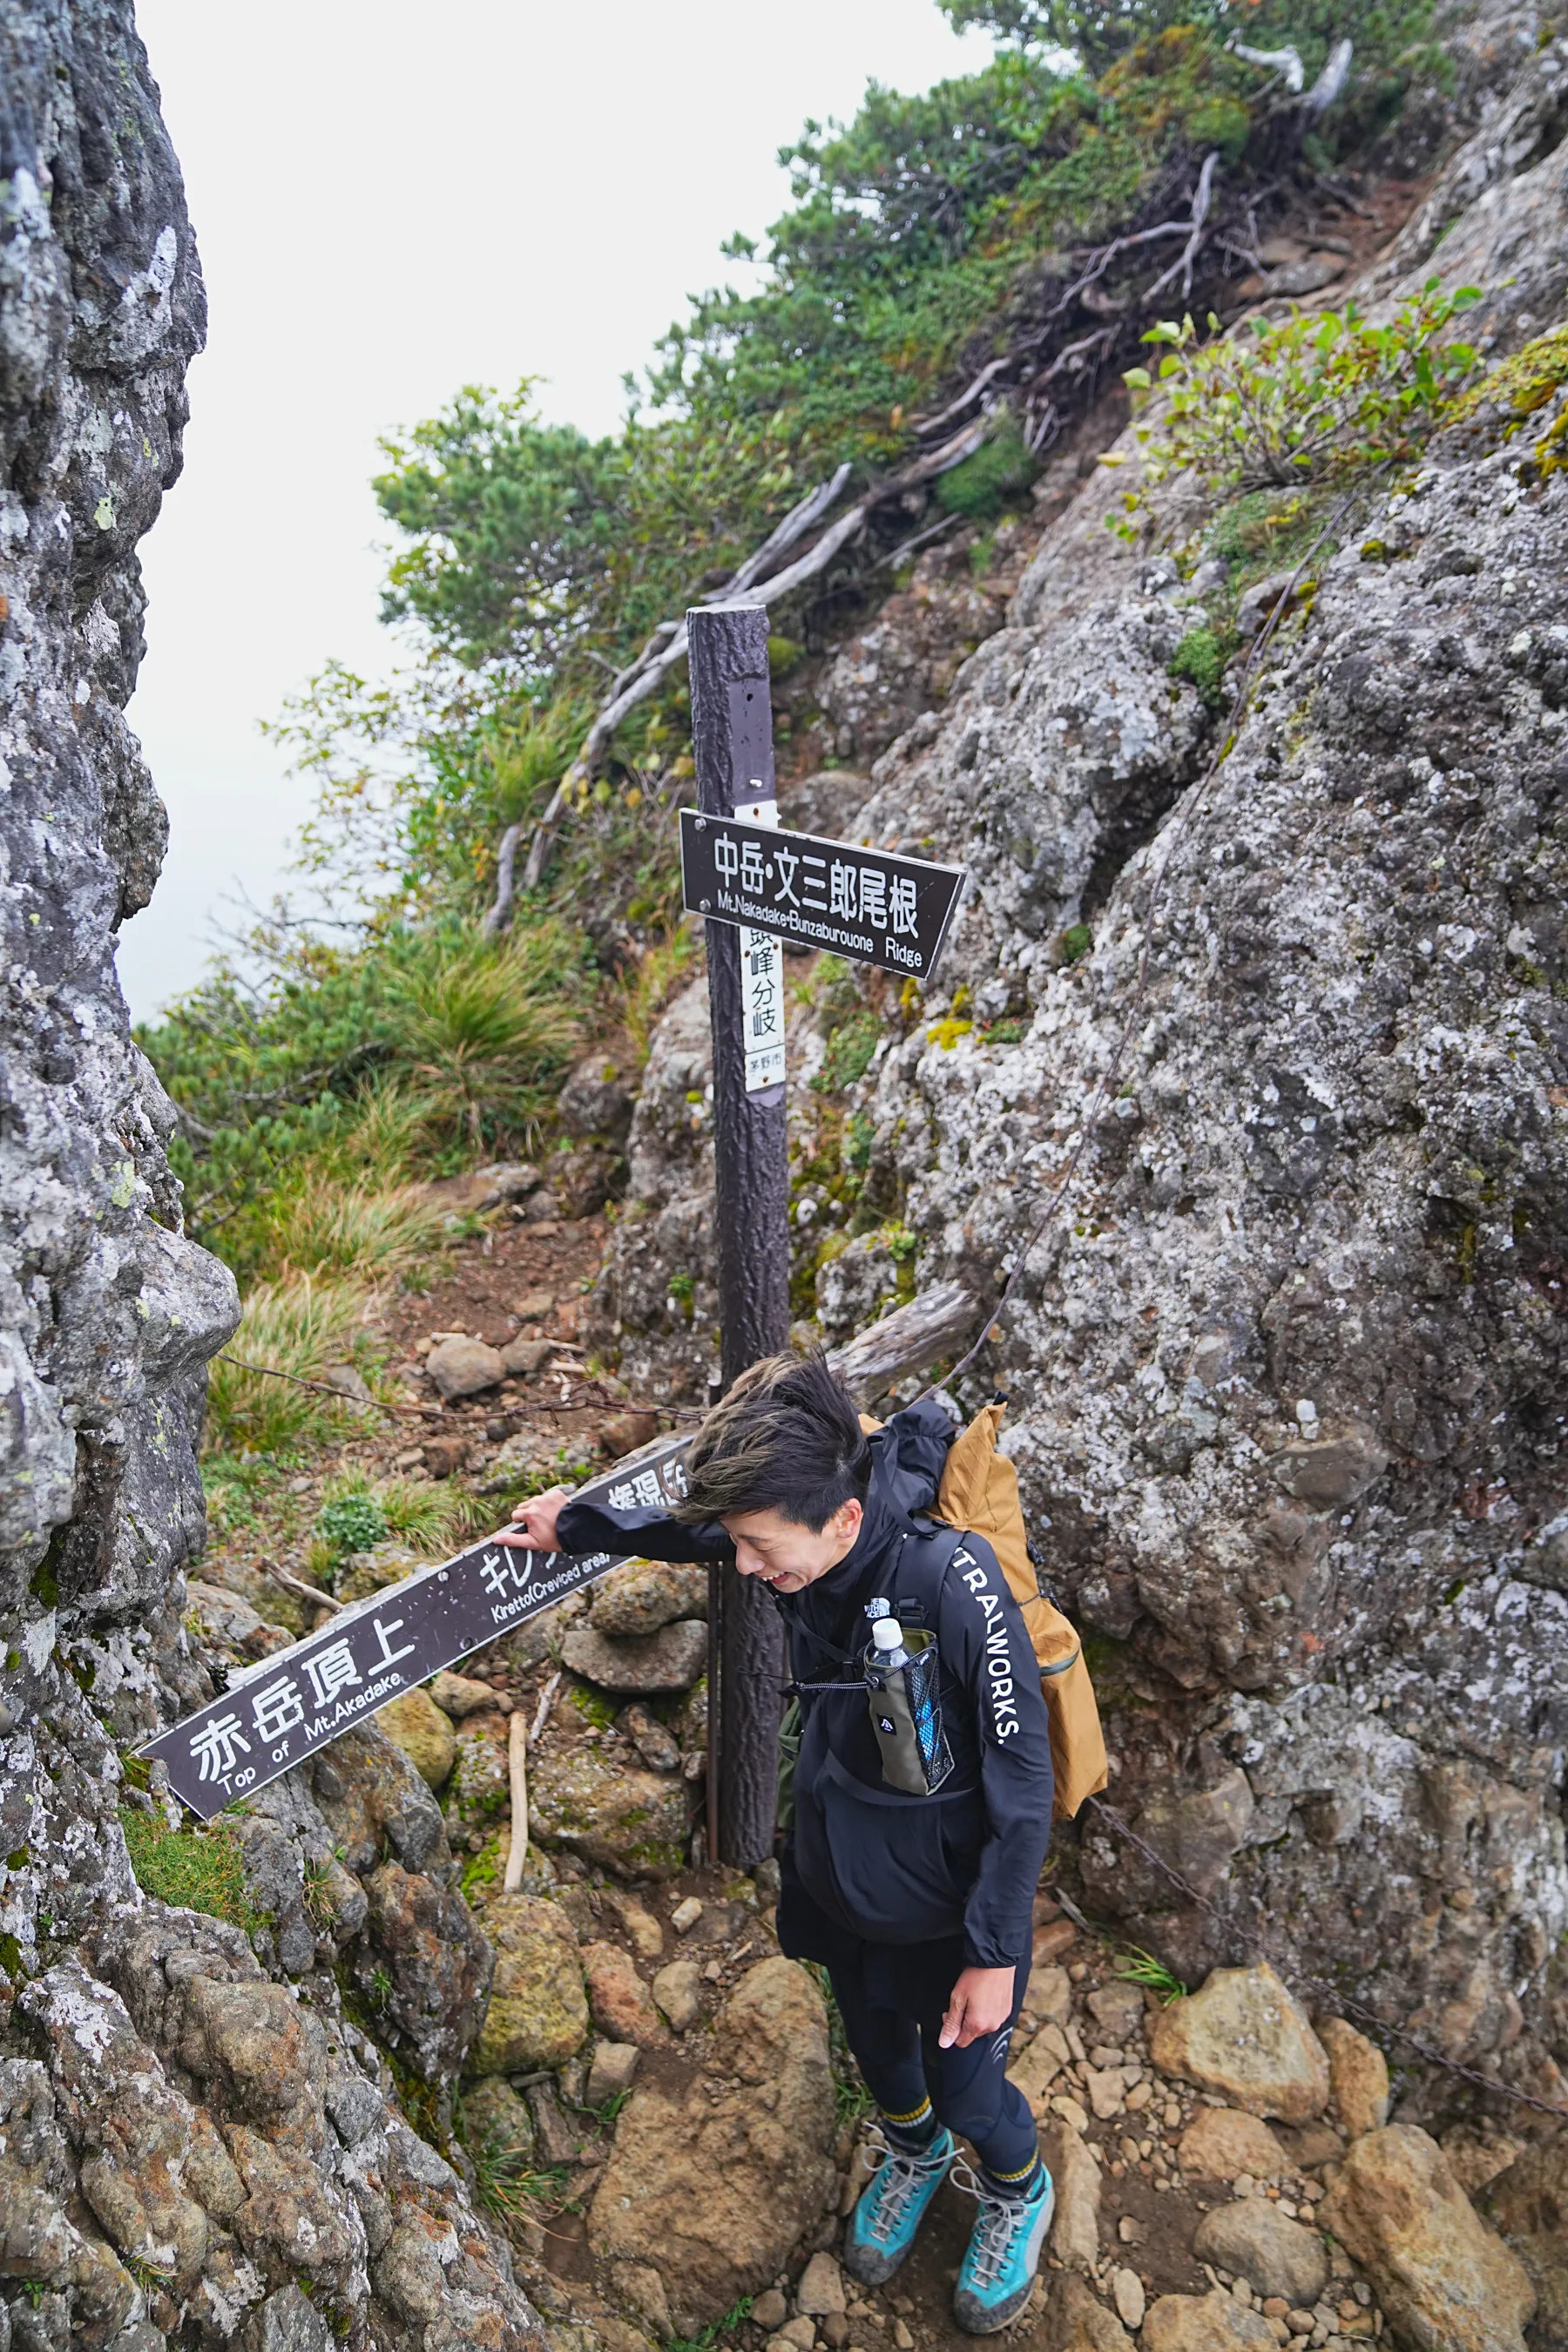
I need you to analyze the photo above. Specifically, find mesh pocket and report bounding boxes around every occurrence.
[865,1630,954,1796]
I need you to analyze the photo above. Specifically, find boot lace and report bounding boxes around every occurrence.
[949,2154,1035,2289]
[859,2127,952,2244]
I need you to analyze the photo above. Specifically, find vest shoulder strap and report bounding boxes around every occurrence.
[889,1521,967,1630]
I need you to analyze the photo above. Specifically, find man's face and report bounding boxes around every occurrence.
[720,1498,863,1594]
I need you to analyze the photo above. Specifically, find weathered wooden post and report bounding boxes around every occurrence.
[687,602,791,1869]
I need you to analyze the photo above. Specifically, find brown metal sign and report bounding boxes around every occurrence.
[143,1436,692,1819]
[679,808,966,978]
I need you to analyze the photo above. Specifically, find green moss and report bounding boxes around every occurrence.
[118,1807,262,1933]
[1447,320,1568,441]
[1058,923,1092,965]
[767,635,805,677]
[567,1681,617,1731]
[1168,624,1234,715]
[462,1837,505,1903]
[812,1007,882,1095]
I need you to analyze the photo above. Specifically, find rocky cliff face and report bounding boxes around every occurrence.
[0,10,549,2346]
[594,34,1568,2126]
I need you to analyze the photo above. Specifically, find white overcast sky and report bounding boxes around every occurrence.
[117,0,990,1023]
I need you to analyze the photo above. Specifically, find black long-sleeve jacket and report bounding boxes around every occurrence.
[556,1398,1054,1970]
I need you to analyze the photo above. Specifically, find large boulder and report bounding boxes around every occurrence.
[1321,2125,1536,2352]
[576,57,1568,2089]
[1315,2016,1389,2139]
[561,1620,707,1693]
[1043,2274,1135,2352]
[589,1561,710,1636]
[589,1957,836,2329]
[530,1746,690,1878]
[375,1687,456,1791]
[309,1724,452,1880]
[1482,2142,1568,2348]
[1177,2107,1288,2180]
[1149,1966,1329,2122]
[351,1862,494,2084]
[469,1892,590,2077]
[1142,2291,1276,2352]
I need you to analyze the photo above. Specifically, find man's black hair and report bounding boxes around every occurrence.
[673,1350,871,1531]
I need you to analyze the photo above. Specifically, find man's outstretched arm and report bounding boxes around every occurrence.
[501,1484,731,1565]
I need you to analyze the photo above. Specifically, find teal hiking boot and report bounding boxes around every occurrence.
[842,2126,956,2287]
[950,2163,1055,2334]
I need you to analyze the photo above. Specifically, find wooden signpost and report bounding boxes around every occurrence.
[684,604,969,1869]
[147,601,970,1880]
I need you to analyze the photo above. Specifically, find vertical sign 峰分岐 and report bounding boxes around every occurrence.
[739,926,785,1092]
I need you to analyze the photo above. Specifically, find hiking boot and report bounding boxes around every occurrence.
[950,2162,1055,2334]
[842,2126,956,2286]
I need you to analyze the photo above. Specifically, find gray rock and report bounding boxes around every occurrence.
[590,1560,709,1635]
[425,1335,507,1398]
[560,1057,636,1144]
[1266,253,1347,296]
[1193,2201,1330,2307]
[619,1702,683,1773]
[651,1959,703,2032]
[562,1620,708,1693]
[586,2039,644,2107]
[241,2287,333,2352]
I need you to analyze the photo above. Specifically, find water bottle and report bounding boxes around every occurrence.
[864,1605,951,1794]
[871,1617,911,1669]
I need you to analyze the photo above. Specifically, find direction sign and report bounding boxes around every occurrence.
[145,1435,693,1819]
[679,809,965,978]
[739,926,786,1092]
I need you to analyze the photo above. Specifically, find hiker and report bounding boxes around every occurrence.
[502,1351,1058,2333]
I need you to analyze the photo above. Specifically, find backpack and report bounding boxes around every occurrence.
[864,1402,1109,1821]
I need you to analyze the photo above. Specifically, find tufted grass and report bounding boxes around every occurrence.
[264,1172,446,1285]
[118,1804,261,1933]
[204,1274,377,1456]
[1115,1943,1187,2003]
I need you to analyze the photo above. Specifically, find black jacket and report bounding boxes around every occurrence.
[555,1399,1054,1970]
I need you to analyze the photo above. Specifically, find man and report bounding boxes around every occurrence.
[504,1352,1055,2334]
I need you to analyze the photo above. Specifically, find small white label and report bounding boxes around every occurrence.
[739,925,786,1093]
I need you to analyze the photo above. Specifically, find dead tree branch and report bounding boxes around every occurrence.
[1144,151,1220,301]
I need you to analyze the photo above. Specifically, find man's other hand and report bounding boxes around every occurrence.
[498,1485,570,1551]
[939,1965,1017,2050]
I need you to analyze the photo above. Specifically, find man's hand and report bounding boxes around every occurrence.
[940,1965,1017,2051]
[498,1486,570,1552]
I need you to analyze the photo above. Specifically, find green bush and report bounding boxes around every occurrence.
[315,1491,389,1557]
[813,1008,883,1095]
[1112,279,1482,521]
[319,1466,477,1558]
[141,915,587,1267]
